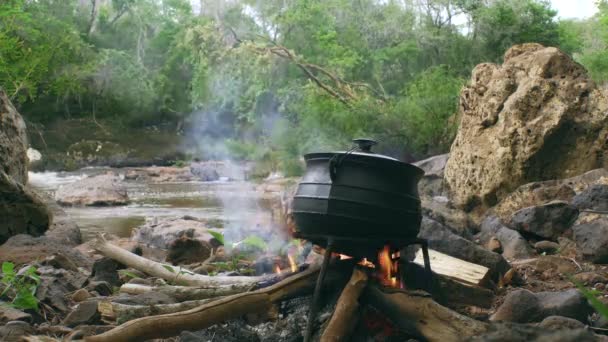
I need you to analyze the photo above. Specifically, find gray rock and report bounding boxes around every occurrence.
[480,216,534,260]
[422,197,474,238]
[92,257,123,287]
[467,322,597,342]
[0,234,91,268]
[0,88,28,184]
[0,171,51,244]
[0,306,31,324]
[414,154,449,197]
[418,217,511,279]
[62,300,101,327]
[510,201,579,240]
[572,184,608,212]
[0,321,34,342]
[490,289,592,323]
[132,217,216,250]
[572,213,608,263]
[534,240,560,254]
[190,162,220,181]
[86,281,113,297]
[538,315,586,330]
[55,173,129,206]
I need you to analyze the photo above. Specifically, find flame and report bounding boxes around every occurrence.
[377,245,401,288]
[288,254,297,273]
[275,265,282,274]
[358,258,375,268]
[339,254,353,260]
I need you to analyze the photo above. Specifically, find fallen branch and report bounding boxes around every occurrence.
[364,285,488,342]
[91,235,268,287]
[119,283,244,302]
[85,260,353,342]
[320,267,368,342]
[99,298,218,324]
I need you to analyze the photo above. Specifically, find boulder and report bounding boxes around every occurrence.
[572,184,608,211]
[422,196,474,238]
[190,161,220,181]
[414,153,449,197]
[418,217,511,279]
[0,88,28,184]
[91,257,124,287]
[510,201,579,240]
[572,212,608,263]
[132,216,218,250]
[0,171,51,244]
[54,173,129,206]
[0,234,92,268]
[480,216,534,260]
[445,44,608,211]
[166,236,213,265]
[490,288,592,323]
[469,322,597,342]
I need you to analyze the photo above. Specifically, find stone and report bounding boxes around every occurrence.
[166,236,213,265]
[0,88,28,184]
[0,171,51,244]
[86,281,113,297]
[538,315,586,330]
[0,305,31,323]
[189,161,220,181]
[55,173,129,206]
[0,234,91,268]
[572,184,608,211]
[61,300,101,327]
[132,216,217,250]
[92,257,124,287]
[418,217,511,279]
[572,213,608,263]
[414,154,449,197]
[421,197,474,238]
[510,201,579,240]
[531,255,578,275]
[572,272,608,285]
[42,192,82,245]
[487,237,502,253]
[534,241,560,254]
[70,289,92,303]
[36,266,89,313]
[0,321,34,342]
[444,44,608,211]
[490,288,593,323]
[469,322,597,342]
[480,216,534,260]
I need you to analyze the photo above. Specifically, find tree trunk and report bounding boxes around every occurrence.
[88,0,101,37]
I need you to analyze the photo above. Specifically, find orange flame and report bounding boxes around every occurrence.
[377,245,402,288]
[275,265,282,274]
[358,257,375,268]
[288,254,297,273]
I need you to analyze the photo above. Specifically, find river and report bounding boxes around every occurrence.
[29,167,278,241]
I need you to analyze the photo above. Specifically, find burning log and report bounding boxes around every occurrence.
[90,235,268,288]
[119,283,245,301]
[363,285,489,342]
[85,260,353,342]
[320,267,369,342]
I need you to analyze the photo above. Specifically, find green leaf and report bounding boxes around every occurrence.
[208,230,225,246]
[162,265,175,273]
[12,290,38,310]
[118,270,140,279]
[2,262,15,277]
[571,277,608,319]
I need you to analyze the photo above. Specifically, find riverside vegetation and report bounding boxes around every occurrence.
[3,0,608,174]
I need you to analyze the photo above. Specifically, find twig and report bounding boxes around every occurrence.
[570,258,583,271]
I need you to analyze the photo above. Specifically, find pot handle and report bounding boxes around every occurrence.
[329,138,377,181]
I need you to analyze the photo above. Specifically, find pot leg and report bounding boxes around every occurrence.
[304,239,335,342]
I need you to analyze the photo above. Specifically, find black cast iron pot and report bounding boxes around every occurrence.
[292,138,425,258]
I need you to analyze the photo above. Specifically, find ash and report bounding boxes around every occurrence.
[178,294,340,342]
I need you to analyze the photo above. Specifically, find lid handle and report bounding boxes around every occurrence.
[352,138,377,153]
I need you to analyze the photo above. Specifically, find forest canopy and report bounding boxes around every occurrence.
[1,0,607,174]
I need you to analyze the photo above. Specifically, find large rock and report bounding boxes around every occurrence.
[445,44,608,211]
[414,154,449,197]
[490,288,592,323]
[572,212,608,263]
[0,234,92,268]
[421,196,474,238]
[510,201,579,241]
[0,171,51,244]
[0,88,28,184]
[132,216,218,250]
[572,184,608,211]
[418,217,511,279]
[54,173,129,206]
[468,322,597,342]
[480,216,534,260]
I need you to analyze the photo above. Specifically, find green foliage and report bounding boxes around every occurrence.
[571,277,608,319]
[1,262,41,311]
[241,236,268,251]
[208,230,225,246]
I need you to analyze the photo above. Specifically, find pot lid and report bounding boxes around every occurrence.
[333,138,399,161]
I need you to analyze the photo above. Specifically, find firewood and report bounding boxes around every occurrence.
[90,235,268,288]
[99,298,218,324]
[413,249,491,287]
[119,283,244,301]
[320,267,368,342]
[363,285,488,342]
[85,260,353,342]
